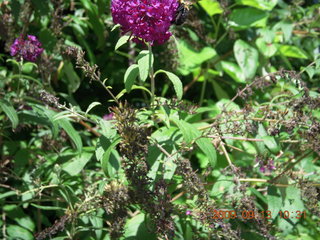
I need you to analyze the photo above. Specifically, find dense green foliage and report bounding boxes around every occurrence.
[0,0,320,239]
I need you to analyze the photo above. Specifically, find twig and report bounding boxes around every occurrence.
[209,135,264,142]
[2,211,6,240]
[269,151,313,184]
[170,191,185,202]
[20,184,59,196]
[79,120,101,137]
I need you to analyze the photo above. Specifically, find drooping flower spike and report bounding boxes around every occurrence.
[10,35,44,62]
[111,0,179,45]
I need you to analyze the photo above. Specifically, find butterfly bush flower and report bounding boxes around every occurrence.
[10,35,44,62]
[256,157,276,173]
[111,0,179,45]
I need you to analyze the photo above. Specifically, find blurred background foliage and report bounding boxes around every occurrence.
[0,0,320,239]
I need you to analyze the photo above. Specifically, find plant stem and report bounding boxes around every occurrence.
[199,74,207,106]
[148,44,155,103]
[269,150,313,183]
[17,58,23,99]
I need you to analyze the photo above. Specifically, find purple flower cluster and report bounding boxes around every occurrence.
[111,0,179,45]
[10,35,44,62]
[256,158,276,173]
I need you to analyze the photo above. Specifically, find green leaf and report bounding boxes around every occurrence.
[211,79,230,99]
[282,186,305,224]
[256,38,277,57]
[22,62,37,74]
[0,99,19,128]
[236,0,278,10]
[97,0,107,15]
[174,119,217,168]
[89,209,104,239]
[111,24,121,31]
[7,225,33,240]
[30,0,50,15]
[258,124,279,153]
[62,61,81,93]
[79,0,105,49]
[221,61,245,83]
[123,213,156,239]
[137,50,154,82]
[234,39,259,80]
[57,119,83,152]
[229,8,268,29]
[278,45,308,59]
[199,0,223,16]
[277,186,305,234]
[99,119,117,139]
[177,40,217,75]
[155,70,183,100]
[39,28,58,52]
[210,175,235,197]
[4,205,35,232]
[101,138,121,178]
[0,191,16,200]
[124,64,139,92]
[305,66,315,79]
[115,35,130,50]
[262,136,280,153]
[249,187,267,205]
[267,186,282,220]
[85,102,102,114]
[35,105,59,138]
[62,151,93,176]
[30,203,65,211]
[53,111,76,121]
[281,22,294,42]
[115,85,152,99]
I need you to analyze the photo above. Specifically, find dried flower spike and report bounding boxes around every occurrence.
[111,0,179,45]
[10,35,44,62]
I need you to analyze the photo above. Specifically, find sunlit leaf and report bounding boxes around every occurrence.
[234,39,259,79]
[124,64,139,92]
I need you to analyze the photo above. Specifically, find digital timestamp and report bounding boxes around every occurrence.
[211,210,307,220]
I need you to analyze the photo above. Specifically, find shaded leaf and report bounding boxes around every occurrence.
[0,99,19,128]
[229,8,268,29]
[115,35,130,50]
[57,119,83,152]
[4,205,35,232]
[85,102,102,114]
[155,70,183,100]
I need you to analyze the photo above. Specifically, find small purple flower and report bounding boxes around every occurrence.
[111,0,179,45]
[103,113,114,121]
[256,158,276,173]
[186,210,192,215]
[10,35,44,62]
